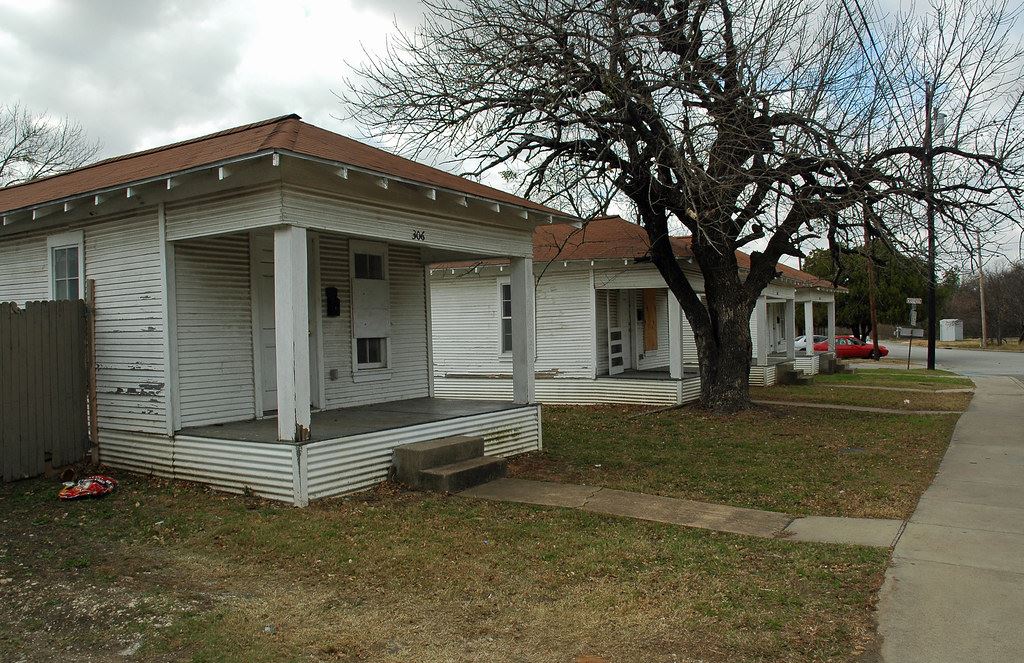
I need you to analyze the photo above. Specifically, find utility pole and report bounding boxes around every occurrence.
[977,231,988,348]
[923,82,938,371]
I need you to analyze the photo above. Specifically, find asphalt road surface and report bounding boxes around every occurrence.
[885,341,1024,381]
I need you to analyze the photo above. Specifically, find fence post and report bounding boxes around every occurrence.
[86,279,99,464]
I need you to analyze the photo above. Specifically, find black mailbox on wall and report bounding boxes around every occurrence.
[325,287,341,317]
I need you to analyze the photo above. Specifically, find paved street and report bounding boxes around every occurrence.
[876,376,1024,662]
[887,341,1024,380]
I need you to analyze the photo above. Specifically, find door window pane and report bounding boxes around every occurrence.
[500,283,513,353]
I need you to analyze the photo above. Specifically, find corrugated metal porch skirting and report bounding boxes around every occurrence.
[793,355,821,376]
[99,404,542,506]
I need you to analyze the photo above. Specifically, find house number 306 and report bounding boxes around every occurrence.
[412,230,426,241]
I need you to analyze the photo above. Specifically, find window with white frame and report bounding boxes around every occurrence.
[47,231,84,301]
[499,279,512,354]
[350,240,389,370]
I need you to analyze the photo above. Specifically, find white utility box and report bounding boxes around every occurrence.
[939,319,964,342]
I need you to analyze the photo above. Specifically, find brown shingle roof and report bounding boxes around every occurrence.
[436,216,839,290]
[0,114,568,217]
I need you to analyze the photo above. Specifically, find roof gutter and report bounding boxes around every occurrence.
[1,148,577,228]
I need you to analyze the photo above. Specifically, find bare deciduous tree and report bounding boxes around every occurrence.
[345,0,1024,411]
[0,103,99,187]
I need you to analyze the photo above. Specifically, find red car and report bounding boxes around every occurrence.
[811,335,889,358]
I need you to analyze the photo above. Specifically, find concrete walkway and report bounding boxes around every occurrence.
[827,384,974,394]
[753,399,962,416]
[462,477,902,546]
[876,375,1024,662]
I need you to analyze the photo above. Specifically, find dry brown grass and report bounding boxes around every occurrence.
[511,403,958,519]
[750,384,972,411]
[0,476,887,663]
[934,338,1023,352]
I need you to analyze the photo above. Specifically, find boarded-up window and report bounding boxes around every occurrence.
[350,240,389,368]
[643,288,658,351]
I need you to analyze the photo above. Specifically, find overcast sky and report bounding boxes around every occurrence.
[2,0,1021,267]
[0,0,424,156]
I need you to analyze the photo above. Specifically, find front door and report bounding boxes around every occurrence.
[254,235,277,412]
[605,289,632,375]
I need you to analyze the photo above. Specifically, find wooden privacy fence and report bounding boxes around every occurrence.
[1,300,89,481]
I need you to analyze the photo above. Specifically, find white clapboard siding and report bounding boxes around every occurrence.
[86,213,167,434]
[535,269,595,378]
[0,234,48,305]
[593,264,668,290]
[304,405,542,500]
[164,185,283,241]
[174,234,256,427]
[431,268,595,379]
[431,272,511,375]
[682,313,698,364]
[319,236,430,408]
[282,185,533,258]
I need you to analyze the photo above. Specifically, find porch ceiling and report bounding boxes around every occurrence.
[179,397,526,444]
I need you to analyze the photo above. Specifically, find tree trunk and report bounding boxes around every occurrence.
[639,211,757,414]
[685,266,755,413]
[692,306,754,413]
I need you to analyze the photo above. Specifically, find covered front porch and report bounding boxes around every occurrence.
[181,397,525,443]
[163,397,541,505]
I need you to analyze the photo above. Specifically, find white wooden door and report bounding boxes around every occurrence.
[617,290,632,370]
[254,236,278,412]
[608,327,626,375]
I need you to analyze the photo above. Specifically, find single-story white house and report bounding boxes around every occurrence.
[0,114,569,505]
[429,217,840,404]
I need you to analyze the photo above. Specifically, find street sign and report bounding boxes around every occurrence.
[906,297,923,305]
[896,326,925,338]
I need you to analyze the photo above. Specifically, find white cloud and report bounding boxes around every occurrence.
[0,0,395,157]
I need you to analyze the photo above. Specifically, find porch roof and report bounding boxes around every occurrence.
[179,397,527,444]
[0,114,571,220]
[432,216,845,292]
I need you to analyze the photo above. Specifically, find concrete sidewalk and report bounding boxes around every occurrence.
[876,375,1024,662]
[462,477,903,546]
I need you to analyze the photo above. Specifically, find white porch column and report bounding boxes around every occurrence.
[827,300,837,352]
[667,291,683,380]
[784,298,796,361]
[510,256,536,404]
[754,296,769,366]
[274,225,312,442]
[804,301,815,356]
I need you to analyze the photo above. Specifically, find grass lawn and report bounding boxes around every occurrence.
[0,476,887,663]
[750,384,971,412]
[511,405,957,519]
[816,368,975,391]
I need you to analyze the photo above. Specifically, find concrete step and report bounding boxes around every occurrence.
[393,435,484,488]
[419,456,507,493]
[778,368,814,386]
